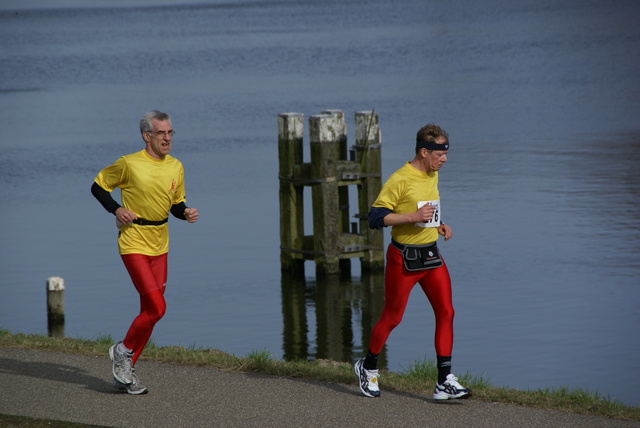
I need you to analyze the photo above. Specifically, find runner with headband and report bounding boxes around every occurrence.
[354,123,471,400]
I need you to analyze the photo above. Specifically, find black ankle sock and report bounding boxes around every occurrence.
[363,350,379,370]
[437,356,452,385]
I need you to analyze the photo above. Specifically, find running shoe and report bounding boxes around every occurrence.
[433,373,472,400]
[112,370,148,395]
[354,358,380,398]
[109,342,134,385]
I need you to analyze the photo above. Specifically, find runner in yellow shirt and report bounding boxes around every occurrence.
[91,110,198,394]
[354,123,471,400]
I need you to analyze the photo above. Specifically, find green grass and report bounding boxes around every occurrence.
[1,329,638,424]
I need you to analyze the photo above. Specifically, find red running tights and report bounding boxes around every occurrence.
[368,245,454,357]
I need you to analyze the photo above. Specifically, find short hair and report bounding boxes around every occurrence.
[140,110,171,135]
[416,124,448,154]
[416,123,448,144]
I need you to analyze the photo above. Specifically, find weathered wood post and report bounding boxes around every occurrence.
[46,276,65,337]
[321,110,352,276]
[278,109,384,277]
[278,113,305,277]
[309,113,341,277]
[355,111,384,272]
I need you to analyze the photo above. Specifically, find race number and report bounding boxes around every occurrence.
[415,199,440,228]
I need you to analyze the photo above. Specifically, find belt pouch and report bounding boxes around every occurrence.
[395,241,443,271]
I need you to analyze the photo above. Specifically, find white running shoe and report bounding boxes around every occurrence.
[433,373,472,400]
[354,358,381,398]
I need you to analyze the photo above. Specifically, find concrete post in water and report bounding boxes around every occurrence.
[46,276,65,337]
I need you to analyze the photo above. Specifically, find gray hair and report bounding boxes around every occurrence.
[140,110,171,134]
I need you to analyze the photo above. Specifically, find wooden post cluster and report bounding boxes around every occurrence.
[278,110,384,278]
[46,276,65,337]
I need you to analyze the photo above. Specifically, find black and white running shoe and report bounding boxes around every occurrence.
[433,374,471,400]
[354,358,380,398]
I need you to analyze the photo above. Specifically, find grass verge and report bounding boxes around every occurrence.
[1,329,638,423]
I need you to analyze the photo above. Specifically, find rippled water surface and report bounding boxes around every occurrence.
[1,0,639,406]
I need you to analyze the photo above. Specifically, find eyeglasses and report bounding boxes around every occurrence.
[147,130,175,138]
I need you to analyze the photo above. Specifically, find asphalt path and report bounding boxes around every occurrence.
[0,348,637,428]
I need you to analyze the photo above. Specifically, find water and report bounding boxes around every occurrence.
[1,0,639,406]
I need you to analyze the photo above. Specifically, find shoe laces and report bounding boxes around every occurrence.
[121,356,133,376]
[444,374,463,389]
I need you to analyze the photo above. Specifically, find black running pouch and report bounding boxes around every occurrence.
[393,240,443,271]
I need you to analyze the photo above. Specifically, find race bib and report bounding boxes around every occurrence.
[415,199,441,228]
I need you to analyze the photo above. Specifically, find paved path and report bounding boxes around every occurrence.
[0,347,637,428]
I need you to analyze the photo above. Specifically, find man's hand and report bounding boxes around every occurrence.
[413,203,436,223]
[184,208,199,223]
[438,223,453,241]
[115,207,138,224]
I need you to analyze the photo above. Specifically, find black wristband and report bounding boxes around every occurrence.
[170,202,188,220]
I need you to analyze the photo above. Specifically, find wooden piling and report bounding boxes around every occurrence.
[46,276,65,337]
[278,109,384,278]
[310,113,342,277]
[321,110,352,276]
[355,111,384,272]
[278,113,305,276]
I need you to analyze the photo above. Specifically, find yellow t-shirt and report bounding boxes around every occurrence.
[372,162,440,245]
[94,149,186,255]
